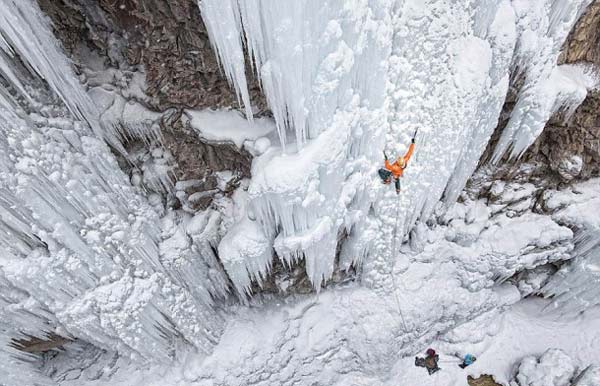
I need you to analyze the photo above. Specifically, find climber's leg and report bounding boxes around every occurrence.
[379,168,392,184]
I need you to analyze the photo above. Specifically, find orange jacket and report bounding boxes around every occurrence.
[385,143,414,178]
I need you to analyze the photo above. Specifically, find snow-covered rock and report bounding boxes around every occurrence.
[541,179,600,312]
[512,349,576,386]
[556,154,584,181]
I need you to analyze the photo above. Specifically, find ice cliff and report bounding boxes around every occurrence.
[0,0,599,384]
[199,0,594,293]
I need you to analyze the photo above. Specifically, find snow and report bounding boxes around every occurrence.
[540,179,600,312]
[36,177,600,385]
[45,296,600,386]
[574,366,600,386]
[183,109,276,148]
[197,0,592,294]
[513,349,575,386]
[1,0,600,384]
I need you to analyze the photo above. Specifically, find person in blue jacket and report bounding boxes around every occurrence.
[459,353,477,369]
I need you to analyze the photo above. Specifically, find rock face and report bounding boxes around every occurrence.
[530,0,600,181]
[477,0,600,188]
[559,1,600,64]
[37,0,268,113]
[534,93,600,182]
[468,375,501,386]
[524,0,600,181]
[36,0,267,212]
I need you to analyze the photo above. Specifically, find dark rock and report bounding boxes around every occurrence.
[12,334,73,353]
[467,375,501,386]
[37,0,269,113]
[473,1,600,195]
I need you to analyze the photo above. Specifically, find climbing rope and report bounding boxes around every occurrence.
[389,201,409,333]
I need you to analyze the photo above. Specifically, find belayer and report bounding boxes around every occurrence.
[415,348,440,375]
[379,130,417,194]
[459,353,477,369]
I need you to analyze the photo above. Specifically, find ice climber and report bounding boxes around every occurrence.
[459,353,476,369]
[379,131,416,194]
[415,348,441,375]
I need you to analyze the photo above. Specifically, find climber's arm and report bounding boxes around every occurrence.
[403,142,415,164]
[384,151,393,170]
[384,158,393,170]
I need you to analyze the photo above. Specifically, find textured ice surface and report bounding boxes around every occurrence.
[199,0,593,293]
[201,0,393,290]
[0,0,227,379]
[0,0,599,383]
[42,183,594,385]
[45,297,600,386]
[541,179,600,312]
[513,349,576,386]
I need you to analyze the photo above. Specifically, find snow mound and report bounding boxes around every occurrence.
[183,109,276,148]
[513,349,576,386]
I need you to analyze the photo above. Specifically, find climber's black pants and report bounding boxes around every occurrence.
[378,169,400,193]
[378,168,392,182]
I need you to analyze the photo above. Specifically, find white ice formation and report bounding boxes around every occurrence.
[540,179,600,312]
[199,0,593,293]
[0,0,228,381]
[512,349,576,386]
[0,0,598,382]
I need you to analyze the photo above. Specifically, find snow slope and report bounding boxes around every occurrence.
[43,179,600,385]
[45,297,600,386]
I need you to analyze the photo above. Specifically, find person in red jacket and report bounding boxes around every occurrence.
[379,132,416,194]
[415,348,441,375]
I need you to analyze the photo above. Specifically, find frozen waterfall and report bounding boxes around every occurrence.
[0,0,596,380]
[198,0,593,293]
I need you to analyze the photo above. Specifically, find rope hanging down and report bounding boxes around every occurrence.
[389,202,409,332]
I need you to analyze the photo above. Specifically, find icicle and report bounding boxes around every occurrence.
[491,0,593,163]
[0,0,126,152]
[198,0,254,120]
[0,39,226,362]
[198,0,394,290]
